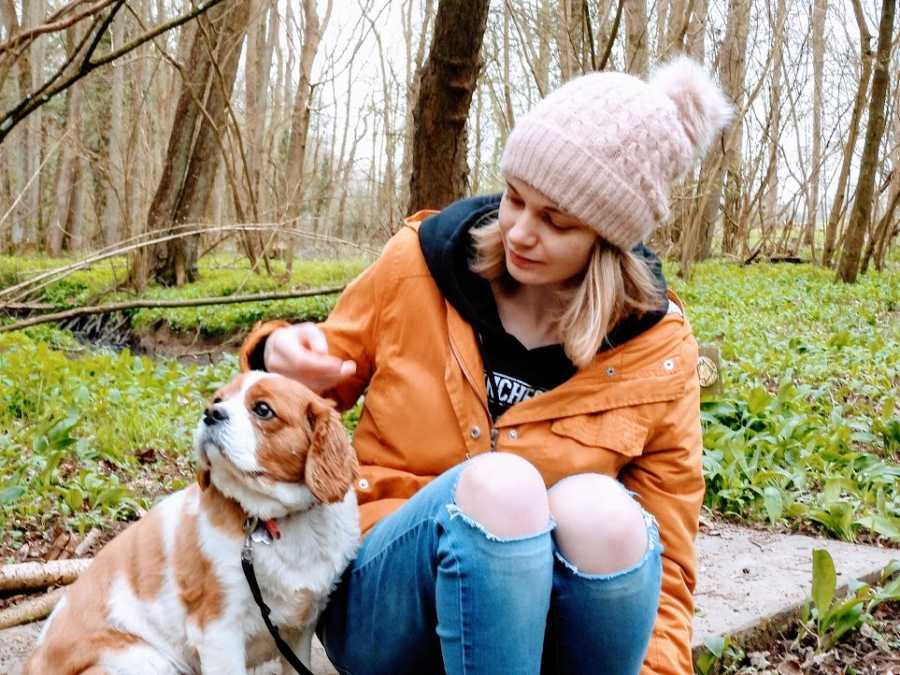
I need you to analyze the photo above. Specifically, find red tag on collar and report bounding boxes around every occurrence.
[262,519,281,540]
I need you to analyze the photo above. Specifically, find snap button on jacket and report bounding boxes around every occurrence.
[240,214,705,675]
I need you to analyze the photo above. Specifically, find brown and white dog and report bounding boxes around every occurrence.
[25,371,360,675]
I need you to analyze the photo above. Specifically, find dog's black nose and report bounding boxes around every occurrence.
[203,405,229,426]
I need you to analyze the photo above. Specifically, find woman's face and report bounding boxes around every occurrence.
[497,178,598,289]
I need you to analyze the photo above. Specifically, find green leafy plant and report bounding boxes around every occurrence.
[695,635,745,675]
[798,549,900,652]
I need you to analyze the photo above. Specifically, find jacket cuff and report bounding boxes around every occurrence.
[239,320,292,372]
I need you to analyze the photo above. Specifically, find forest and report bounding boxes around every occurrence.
[0,1,898,673]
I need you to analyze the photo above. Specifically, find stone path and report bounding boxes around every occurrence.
[692,521,897,660]
[2,523,896,674]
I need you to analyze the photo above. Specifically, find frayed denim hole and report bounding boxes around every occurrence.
[444,504,556,543]
[554,511,662,581]
[447,460,556,542]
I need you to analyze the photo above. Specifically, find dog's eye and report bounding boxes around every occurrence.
[252,401,275,419]
[212,396,223,404]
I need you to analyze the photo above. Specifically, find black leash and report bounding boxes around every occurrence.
[241,517,315,675]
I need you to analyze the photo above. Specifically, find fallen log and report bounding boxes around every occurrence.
[0,588,65,629]
[0,559,92,593]
[0,285,346,333]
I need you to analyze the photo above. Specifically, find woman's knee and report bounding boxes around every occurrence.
[453,452,550,539]
[549,474,648,575]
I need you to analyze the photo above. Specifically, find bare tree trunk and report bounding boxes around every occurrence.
[2,0,41,249]
[48,25,84,256]
[874,82,900,269]
[761,0,788,243]
[655,0,669,62]
[130,1,251,288]
[805,0,827,256]
[836,0,896,283]
[662,0,689,60]
[823,0,874,267]
[102,14,126,248]
[23,0,43,249]
[400,0,434,215]
[245,0,275,215]
[862,179,900,272]
[532,0,553,96]
[284,0,332,221]
[686,0,708,61]
[624,0,649,76]
[558,0,583,81]
[408,0,490,213]
[691,0,750,261]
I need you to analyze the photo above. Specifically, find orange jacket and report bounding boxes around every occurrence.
[240,212,703,674]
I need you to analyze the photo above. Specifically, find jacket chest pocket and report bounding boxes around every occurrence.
[549,409,648,472]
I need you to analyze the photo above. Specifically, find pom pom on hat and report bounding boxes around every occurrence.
[500,56,735,250]
[650,55,736,176]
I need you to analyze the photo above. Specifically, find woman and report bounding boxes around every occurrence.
[240,56,733,674]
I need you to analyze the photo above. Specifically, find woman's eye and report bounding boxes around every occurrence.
[252,401,275,419]
[545,215,564,229]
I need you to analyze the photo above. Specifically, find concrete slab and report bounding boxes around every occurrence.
[1,522,895,672]
[692,521,898,658]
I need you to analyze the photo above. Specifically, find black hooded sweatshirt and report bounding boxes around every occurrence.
[418,193,670,421]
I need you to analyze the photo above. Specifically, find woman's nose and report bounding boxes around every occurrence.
[508,210,538,246]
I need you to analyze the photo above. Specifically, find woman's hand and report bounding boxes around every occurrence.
[263,323,357,394]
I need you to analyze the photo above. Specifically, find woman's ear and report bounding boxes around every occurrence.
[304,398,358,504]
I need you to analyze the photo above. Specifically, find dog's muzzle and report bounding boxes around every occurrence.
[203,404,229,426]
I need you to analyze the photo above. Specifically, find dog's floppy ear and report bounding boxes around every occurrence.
[196,467,211,491]
[304,398,358,504]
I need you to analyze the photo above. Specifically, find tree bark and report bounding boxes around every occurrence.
[624,0,649,76]
[284,0,331,222]
[558,0,583,81]
[101,13,126,248]
[836,0,896,283]
[874,81,900,269]
[686,0,708,62]
[408,0,490,213]
[130,0,251,287]
[823,0,874,267]
[399,0,434,216]
[761,0,788,244]
[0,559,92,592]
[0,588,65,629]
[805,0,826,256]
[689,0,750,263]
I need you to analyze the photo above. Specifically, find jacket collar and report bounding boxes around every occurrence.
[445,293,693,426]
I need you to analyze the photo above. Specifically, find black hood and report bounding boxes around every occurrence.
[418,193,670,352]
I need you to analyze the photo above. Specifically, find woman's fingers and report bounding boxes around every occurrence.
[297,322,330,354]
[264,323,356,393]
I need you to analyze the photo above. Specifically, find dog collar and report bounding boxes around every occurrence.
[244,516,281,545]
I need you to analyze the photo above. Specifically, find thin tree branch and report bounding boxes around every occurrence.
[0,286,347,333]
[0,0,231,144]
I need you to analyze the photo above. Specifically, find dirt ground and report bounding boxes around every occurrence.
[725,601,900,674]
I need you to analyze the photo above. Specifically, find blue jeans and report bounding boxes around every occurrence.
[317,460,662,675]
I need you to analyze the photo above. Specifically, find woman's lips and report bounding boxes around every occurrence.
[509,249,540,267]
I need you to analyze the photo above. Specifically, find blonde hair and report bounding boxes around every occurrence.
[469,219,663,369]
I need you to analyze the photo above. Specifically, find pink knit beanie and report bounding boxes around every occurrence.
[500,56,735,250]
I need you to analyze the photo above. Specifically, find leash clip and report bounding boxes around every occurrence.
[242,516,259,563]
